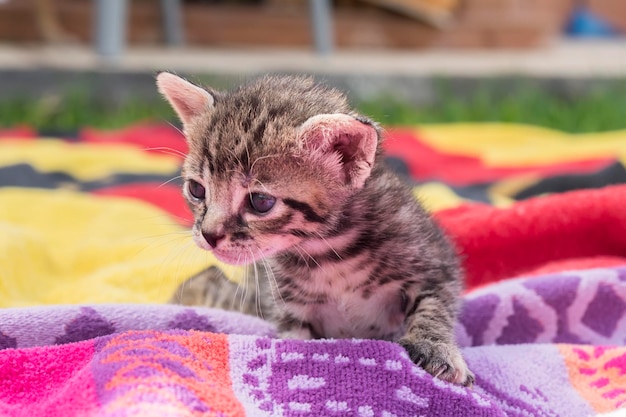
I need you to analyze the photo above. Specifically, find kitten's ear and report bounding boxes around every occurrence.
[299,113,378,189]
[156,72,214,127]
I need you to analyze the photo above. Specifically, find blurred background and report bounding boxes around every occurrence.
[0,0,624,133]
[1,0,626,309]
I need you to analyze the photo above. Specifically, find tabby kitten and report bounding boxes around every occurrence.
[157,72,474,387]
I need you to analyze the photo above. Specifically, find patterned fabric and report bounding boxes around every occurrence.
[1,267,626,416]
[0,305,275,349]
[458,267,626,347]
[1,124,626,415]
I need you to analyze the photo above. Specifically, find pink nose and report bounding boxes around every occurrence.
[202,231,225,248]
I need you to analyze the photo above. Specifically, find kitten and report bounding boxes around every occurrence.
[157,72,474,387]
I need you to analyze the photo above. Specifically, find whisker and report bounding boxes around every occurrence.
[142,146,187,158]
[159,238,198,301]
[129,235,191,260]
[257,247,285,310]
[250,153,281,173]
[244,140,251,171]
[314,231,343,261]
[251,178,270,192]
[294,243,323,270]
[225,147,247,174]
[166,121,185,138]
[158,175,184,188]
[229,254,243,312]
[248,249,264,320]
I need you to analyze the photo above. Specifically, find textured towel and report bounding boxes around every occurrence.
[1,124,626,416]
[0,267,625,416]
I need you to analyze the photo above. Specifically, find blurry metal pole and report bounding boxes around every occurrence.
[309,0,334,56]
[94,0,128,64]
[94,0,183,63]
[161,0,185,46]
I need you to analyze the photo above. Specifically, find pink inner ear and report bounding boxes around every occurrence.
[299,114,378,189]
[156,72,214,127]
[171,91,206,123]
[333,133,359,164]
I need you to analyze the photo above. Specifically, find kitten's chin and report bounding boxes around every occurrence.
[211,250,252,266]
[211,247,282,266]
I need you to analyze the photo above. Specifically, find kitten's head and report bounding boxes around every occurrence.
[157,72,381,265]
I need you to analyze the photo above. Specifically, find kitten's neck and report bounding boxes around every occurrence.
[270,167,405,275]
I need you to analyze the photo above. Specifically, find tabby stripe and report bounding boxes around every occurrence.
[276,252,312,270]
[281,284,328,304]
[251,119,267,143]
[231,232,251,241]
[283,292,327,305]
[201,121,217,171]
[405,292,452,323]
[324,216,354,237]
[202,142,216,174]
[260,212,294,232]
[236,214,248,227]
[338,231,377,260]
[267,102,291,120]
[283,198,326,223]
[237,148,250,168]
[316,228,385,264]
[406,294,427,317]
[287,229,317,237]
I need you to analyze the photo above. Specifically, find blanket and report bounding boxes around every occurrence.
[1,124,626,416]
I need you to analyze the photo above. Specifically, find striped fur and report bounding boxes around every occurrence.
[158,73,474,386]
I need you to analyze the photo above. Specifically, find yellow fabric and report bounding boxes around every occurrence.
[417,123,626,166]
[413,182,467,212]
[0,188,211,307]
[0,140,179,180]
[2,123,626,308]
[486,176,539,207]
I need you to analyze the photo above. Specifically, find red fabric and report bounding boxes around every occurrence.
[79,124,626,289]
[93,184,192,225]
[436,184,626,290]
[80,125,615,184]
[0,126,37,140]
[384,128,616,186]
[80,124,187,159]
[520,256,626,277]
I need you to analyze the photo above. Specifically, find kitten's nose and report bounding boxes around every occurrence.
[202,231,225,248]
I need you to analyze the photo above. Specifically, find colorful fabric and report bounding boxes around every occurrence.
[0,267,625,416]
[1,123,626,415]
[436,184,626,288]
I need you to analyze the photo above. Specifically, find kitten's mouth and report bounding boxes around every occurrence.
[192,233,254,265]
[192,232,284,265]
[212,244,288,266]
[211,249,251,266]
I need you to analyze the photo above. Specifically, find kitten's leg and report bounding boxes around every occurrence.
[399,293,475,387]
[276,313,315,340]
[170,265,268,318]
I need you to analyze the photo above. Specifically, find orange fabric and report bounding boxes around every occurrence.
[559,345,626,412]
[99,331,244,416]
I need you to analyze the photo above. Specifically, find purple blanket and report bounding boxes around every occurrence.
[1,267,626,416]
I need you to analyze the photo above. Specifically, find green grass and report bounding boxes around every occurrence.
[2,80,626,133]
[358,80,626,133]
[0,89,174,133]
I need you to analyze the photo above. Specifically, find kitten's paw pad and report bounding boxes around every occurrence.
[399,339,474,387]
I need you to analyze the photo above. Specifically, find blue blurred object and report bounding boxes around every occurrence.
[565,6,620,37]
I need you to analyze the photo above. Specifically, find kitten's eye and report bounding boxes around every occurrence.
[249,193,276,214]
[187,180,206,200]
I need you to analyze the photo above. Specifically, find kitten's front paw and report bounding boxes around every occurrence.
[398,338,474,387]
